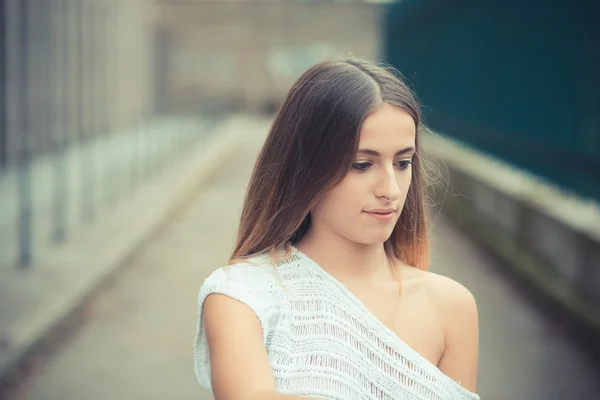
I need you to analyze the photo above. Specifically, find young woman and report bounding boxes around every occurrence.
[193,56,480,400]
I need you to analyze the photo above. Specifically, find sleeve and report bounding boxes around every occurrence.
[193,266,270,391]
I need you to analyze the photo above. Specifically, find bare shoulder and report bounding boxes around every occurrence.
[417,270,478,318]
[401,266,479,334]
[413,269,480,391]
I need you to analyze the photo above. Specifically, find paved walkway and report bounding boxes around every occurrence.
[7,117,600,400]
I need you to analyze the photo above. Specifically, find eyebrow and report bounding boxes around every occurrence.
[356,147,415,157]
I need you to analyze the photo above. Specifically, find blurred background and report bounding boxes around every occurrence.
[0,0,598,399]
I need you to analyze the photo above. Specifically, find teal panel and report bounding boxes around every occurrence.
[383,0,600,201]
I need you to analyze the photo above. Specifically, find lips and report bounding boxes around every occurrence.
[363,209,396,221]
[364,209,396,214]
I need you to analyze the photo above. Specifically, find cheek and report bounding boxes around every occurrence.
[312,183,361,221]
[400,174,413,197]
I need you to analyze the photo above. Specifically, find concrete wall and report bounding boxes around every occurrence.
[424,131,600,345]
[156,0,382,113]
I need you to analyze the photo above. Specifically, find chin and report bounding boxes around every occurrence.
[354,232,394,246]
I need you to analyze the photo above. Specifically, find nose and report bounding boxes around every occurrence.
[374,166,401,201]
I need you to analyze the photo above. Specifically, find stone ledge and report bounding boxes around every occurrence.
[424,132,600,346]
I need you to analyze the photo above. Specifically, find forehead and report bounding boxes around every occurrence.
[359,104,416,149]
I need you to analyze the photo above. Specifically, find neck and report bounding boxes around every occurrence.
[295,230,395,284]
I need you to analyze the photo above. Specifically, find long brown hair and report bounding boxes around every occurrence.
[230,56,431,270]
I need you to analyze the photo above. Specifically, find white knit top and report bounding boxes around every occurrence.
[194,247,480,400]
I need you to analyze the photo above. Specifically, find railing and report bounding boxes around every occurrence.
[0,0,217,269]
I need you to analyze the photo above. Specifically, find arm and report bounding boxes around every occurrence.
[436,280,480,393]
[203,293,316,400]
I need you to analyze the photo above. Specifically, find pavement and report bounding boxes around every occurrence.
[0,115,256,394]
[2,115,599,400]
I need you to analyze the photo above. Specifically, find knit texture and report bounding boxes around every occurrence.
[194,248,480,400]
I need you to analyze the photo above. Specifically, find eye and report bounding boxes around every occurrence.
[395,160,413,170]
[351,162,372,172]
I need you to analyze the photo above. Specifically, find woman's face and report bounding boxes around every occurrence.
[310,103,416,246]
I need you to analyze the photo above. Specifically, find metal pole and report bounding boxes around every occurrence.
[76,0,92,223]
[91,0,102,213]
[103,0,115,208]
[52,0,67,243]
[0,0,6,169]
[113,0,124,204]
[130,2,139,194]
[17,0,32,268]
[98,1,108,210]
[63,0,76,233]
[38,0,51,157]
[148,5,158,181]
[85,0,96,222]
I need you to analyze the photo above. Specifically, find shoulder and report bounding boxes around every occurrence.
[420,271,479,358]
[424,271,477,312]
[199,255,283,319]
[194,257,281,390]
[202,256,279,292]
[419,271,480,392]
[404,267,478,325]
